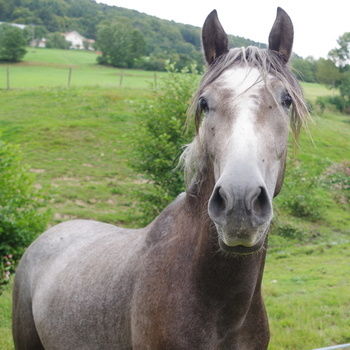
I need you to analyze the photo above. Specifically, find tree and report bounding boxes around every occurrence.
[326,32,350,112]
[130,30,146,61]
[338,71,350,104]
[0,24,27,62]
[315,58,341,87]
[329,32,350,67]
[291,56,317,83]
[96,20,146,68]
[23,25,48,45]
[46,32,70,49]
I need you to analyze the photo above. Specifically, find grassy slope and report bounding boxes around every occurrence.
[0,87,152,226]
[0,49,349,349]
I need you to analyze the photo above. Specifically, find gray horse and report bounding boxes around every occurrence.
[13,8,308,350]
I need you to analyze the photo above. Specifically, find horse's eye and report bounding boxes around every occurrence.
[199,97,209,113]
[281,91,293,108]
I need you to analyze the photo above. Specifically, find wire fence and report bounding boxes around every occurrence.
[0,64,162,90]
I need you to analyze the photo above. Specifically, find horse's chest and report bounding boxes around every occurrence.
[131,292,243,349]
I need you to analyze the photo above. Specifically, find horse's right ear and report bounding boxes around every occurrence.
[202,10,228,65]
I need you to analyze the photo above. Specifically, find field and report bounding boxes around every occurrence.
[0,48,349,350]
[0,48,167,89]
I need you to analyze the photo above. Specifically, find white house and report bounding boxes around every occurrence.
[62,31,95,50]
[0,21,27,29]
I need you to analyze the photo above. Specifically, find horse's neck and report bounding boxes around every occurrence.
[183,175,267,318]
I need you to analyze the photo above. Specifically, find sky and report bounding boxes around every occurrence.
[96,0,350,59]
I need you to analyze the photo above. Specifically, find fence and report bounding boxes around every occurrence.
[312,344,350,350]
[1,64,162,90]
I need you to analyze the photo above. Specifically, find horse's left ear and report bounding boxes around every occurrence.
[202,10,228,65]
[268,7,294,63]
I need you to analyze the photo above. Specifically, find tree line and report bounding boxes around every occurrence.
[293,33,350,112]
[0,0,349,108]
[0,0,264,71]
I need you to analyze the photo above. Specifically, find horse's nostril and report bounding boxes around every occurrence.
[209,186,227,218]
[252,187,270,218]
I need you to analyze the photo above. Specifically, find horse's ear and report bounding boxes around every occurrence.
[202,10,228,65]
[268,7,294,63]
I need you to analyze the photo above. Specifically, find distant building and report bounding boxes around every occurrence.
[62,31,95,51]
[30,38,47,48]
[0,21,27,29]
[0,23,95,51]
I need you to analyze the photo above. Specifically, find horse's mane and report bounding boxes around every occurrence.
[181,46,309,193]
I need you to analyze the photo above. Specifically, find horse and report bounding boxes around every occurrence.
[12,7,308,350]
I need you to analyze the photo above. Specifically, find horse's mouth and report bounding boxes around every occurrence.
[218,237,265,255]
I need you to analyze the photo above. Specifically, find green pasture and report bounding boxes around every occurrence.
[0,48,167,89]
[302,82,338,102]
[0,49,349,349]
[23,47,98,65]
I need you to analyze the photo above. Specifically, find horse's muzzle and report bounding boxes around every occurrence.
[208,182,272,253]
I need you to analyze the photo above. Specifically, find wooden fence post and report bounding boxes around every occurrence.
[67,67,72,88]
[6,66,10,90]
[154,72,157,90]
[119,71,124,87]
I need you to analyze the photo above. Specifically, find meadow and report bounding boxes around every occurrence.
[0,48,167,89]
[0,48,349,350]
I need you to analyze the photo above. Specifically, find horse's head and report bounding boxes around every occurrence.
[184,8,307,255]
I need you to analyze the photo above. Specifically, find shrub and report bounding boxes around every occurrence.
[134,55,168,71]
[0,140,50,283]
[276,164,323,221]
[0,254,14,293]
[132,64,198,223]
[315,95,350,114]
[271,222,304,241]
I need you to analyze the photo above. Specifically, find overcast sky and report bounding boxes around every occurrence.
[96,0,349,59]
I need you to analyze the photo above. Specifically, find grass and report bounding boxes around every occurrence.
[0,48,349,349]
[265,243,350,350]
[0,280,12,350]
[301,82,338,102]
[0,87,153,226]
[23,47,98,65]
[0,47,167,89]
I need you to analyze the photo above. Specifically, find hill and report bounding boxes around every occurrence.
[0,0,266,69]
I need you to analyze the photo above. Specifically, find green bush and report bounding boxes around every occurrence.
[132,64,198,223]
[0,140,51,260]
[315,95,350,114]
[276,165,323,221]
[270,220,304,242]
[0,24,27,62]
